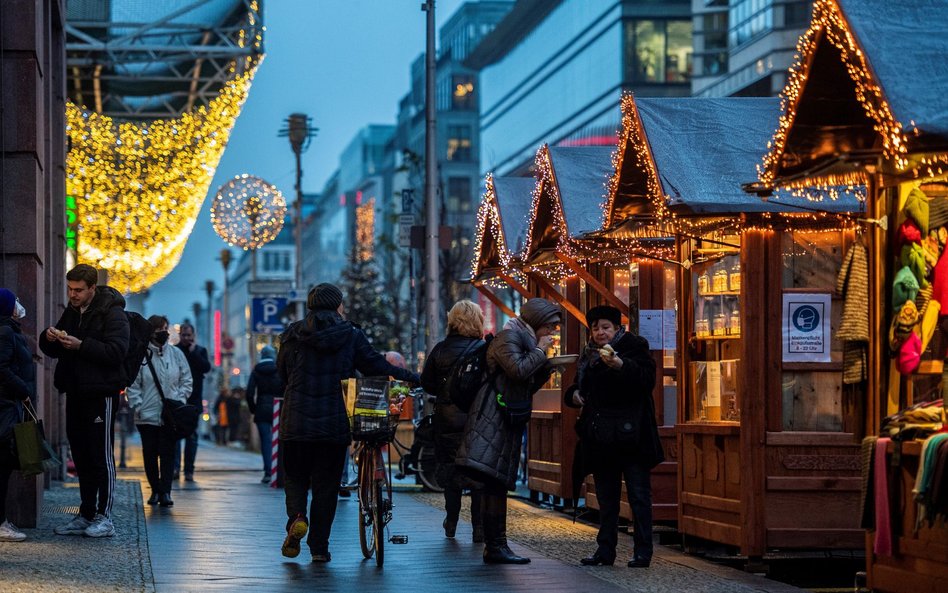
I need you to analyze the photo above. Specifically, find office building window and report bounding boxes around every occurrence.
[625,20,693,83]
[446,125,472,161]
[784,1,813,28]
[729,0,774,48]
[446,177,472,217]
[452,75,475,110]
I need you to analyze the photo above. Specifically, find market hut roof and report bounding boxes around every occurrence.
[523,145,613,266]
[757,0,948,188]
[600,95,864,240]
[472,175,534,280]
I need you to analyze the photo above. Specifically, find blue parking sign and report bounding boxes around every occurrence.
[251,297,288,334]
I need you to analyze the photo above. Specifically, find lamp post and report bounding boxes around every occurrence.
[204,279,215,349]
[219,248,232,385]
[280,113,318,320]
[422,0,441,354]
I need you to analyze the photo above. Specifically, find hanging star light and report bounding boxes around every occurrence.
[66,62,260,294]
[211,174,287,250]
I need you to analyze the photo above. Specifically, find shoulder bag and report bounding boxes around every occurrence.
[146,350,200,439]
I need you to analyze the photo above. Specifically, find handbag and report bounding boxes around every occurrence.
[578,408,639,445]
[146,351,200,439]
[14,400,61,477]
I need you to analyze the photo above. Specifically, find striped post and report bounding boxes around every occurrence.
[270,398,281,489]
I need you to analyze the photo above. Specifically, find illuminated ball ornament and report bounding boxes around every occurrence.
[211,175,287,250]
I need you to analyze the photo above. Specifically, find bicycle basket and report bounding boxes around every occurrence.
[351,377,396,441]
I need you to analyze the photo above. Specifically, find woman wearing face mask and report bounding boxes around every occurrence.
[126,315,192,507]
[0,289,35,541]
[565,305,663,568]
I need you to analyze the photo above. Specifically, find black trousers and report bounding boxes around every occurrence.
[593,459,653,562]
[0,442,15,522]
[283,440,347,555]
[137,423,177,496]
[66,394,118,520]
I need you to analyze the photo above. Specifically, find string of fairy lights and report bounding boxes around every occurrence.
[65,2,263,294]
[211,174,286,250]
[355,198,376,262]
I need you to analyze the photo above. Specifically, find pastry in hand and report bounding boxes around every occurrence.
[599,343,616,358]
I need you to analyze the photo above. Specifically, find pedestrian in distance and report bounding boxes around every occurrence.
[0,289,35,542]
[565,305,663,568]
[126,315,192,508]
[276,282,419,563]
[456,297,560,564]
[174,322,211,482]
[420,299,486,543]
[41,264,130,538]
[213,388,231,445]
[246,344,284,483]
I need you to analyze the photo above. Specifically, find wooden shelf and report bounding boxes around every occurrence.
[698,291,740,297]
[694,334,741,340]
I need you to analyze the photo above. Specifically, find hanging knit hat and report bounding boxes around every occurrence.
[915,285,933,317]
[901,243,930,288]
[929,195,948,230]
[307,283,343,311]
[889,300,920,351]
[919,299,942,353]
[932,248,948,306]
[0,288,15,317]
[897,332,922,375]
[897,219,923,246]
[904,187,931,235]
[893,266,920,309]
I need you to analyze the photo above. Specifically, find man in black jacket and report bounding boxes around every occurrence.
[175,322,211,481]
[40,264,129,538]
[246,344,283,483]
[276,283,419,563]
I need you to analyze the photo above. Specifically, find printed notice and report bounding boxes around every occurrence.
[638,309,664,350]
[782,293,831,363]
[706,361,721,407]
[662,309,677,351]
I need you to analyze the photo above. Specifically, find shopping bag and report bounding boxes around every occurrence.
[13,402,60,476]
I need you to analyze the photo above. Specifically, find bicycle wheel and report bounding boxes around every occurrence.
[415,445,443,493]
[374,478,385,567]
[357,447,377,559]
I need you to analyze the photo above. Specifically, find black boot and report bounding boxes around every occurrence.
[158,492,174,507]
[482,493,530,564]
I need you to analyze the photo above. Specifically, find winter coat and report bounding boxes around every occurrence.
[565,331,663,469]
[0,316,35,443]
[277,310,420,444]
[246,358,284,424]
[126,343,192,426]
[456,322,552,490]
[420,333,484,461]
[39,286,130,396]
[176,343,211,406]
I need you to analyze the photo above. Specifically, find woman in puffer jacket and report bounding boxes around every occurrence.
[565,305,662,569]
[127,315,192,507]
[420,300,486,543]
[456,297,560,564]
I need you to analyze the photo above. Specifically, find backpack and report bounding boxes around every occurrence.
[122,311,154,388]
[446,335,492,412]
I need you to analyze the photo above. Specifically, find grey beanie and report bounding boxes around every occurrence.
[260,345,277,360]
[520,298,561,330]
[307,283,343,311]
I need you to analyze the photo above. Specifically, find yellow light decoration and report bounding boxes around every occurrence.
[66,60,260,294]
[211,174,287,250]
[471,174,528,281]
[759,0,910,186]
[354,198,376,262]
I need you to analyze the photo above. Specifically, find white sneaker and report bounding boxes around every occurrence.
[83,513,115,538]
[0,520,26,542]
[54,513,92,535]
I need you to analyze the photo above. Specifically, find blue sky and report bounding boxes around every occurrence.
[149,0,464,324]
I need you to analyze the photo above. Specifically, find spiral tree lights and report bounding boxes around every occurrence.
[211,174,287,252]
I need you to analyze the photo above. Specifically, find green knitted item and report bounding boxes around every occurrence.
[893,265,920,310]
[904,188,931,235]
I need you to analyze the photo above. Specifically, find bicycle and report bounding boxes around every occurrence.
[351,379,411,566]
[391,388,442,493]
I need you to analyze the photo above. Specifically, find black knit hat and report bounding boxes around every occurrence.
[307,283,343,311]
[586,305,621,327]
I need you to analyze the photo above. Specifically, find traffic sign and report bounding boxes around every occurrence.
[251,297,288,334]
[398,214,415,247]
[248,279,292,295]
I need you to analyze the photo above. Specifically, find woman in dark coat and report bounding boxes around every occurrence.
[247,344,284,483]
[456,297,560,564]
[0,289,35,542]
[420,299,486,543]
[565,305,662,568]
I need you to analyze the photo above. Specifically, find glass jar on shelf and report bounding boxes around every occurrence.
[713,269,729,293]
[729,309,740,336]
[713,313,727,336]
[697,271,710,294]
[695,318,710,337]
[729,262,741,292]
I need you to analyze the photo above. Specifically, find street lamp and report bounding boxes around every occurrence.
[204,279,215,349]
[219,249,232,385]
[279,113,318,320]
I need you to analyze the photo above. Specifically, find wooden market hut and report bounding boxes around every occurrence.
[752,0,948,589]
[601,93,866,558]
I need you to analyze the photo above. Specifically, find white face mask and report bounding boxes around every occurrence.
[13,299,26,320]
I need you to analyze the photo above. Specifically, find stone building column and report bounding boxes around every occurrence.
[1,0,66,527]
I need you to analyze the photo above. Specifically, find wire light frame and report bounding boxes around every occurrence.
[211,174,287,250]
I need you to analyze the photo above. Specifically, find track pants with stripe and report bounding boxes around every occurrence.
[66,394,118,520]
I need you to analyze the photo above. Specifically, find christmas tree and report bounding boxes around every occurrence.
[340,255,396,349]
